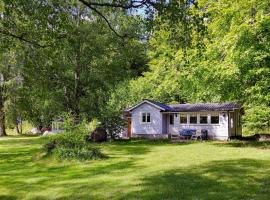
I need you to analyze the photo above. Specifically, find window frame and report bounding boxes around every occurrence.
[141,112,151,123]
[200,115,208,124]
[146,113,151,123]
[189,114,198,124]
[180,114,187,124]
[211,115,220,124]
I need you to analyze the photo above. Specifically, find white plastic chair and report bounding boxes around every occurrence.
[191,130,202,140]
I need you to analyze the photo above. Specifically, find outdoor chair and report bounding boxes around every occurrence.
[191,130,202,140]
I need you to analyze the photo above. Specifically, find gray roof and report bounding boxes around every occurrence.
[168,103,242,112]
[125,100,242,113]
[143,99,175,111]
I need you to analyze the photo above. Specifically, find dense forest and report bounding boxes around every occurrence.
[0,0,269,136]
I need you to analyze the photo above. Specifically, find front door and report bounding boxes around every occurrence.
[127,118,132,138]
[229,113,236,137]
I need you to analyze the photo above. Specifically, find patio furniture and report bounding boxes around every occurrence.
[191,130,202,140]
[179,129,197,140]
[201,129,208,140]
[171,134,180,140]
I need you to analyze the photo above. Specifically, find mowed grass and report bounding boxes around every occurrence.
[1,137,270,200]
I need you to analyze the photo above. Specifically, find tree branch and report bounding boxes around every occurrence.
[78,0,147,9]
[78,0,158,39]
[0,29,45,48]
[79,0,126,38]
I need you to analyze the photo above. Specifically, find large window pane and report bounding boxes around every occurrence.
[180,115,187,124]
[200,115,208,124]
[142,113,146,122]
[142,113,151,123]
[211,115,219,124]
[147,113,151,122]
[190,115,197,124]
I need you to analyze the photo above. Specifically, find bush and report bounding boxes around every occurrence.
[44,129,106,160]
[89,127,107,142]
[54,146,106,160]
[244,105,270,135]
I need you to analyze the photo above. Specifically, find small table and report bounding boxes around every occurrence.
[179,129,197,140]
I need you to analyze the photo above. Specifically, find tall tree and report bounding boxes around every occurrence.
[13,4,147,128]
[106,0,270,134]
[0,0,71,135]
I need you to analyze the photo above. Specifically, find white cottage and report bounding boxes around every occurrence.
[125,99,243,140]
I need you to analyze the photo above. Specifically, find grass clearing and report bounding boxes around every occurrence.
[1,137,270,200]
[6,121,33,136]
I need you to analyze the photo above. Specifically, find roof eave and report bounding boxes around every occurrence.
[125,100,166,112]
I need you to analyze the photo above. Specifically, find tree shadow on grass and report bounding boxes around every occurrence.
[117,158,270,200]
[0,195,17,200]
[107,139,193,155]
[22,158,269,200]
[212,140,270,149]
[5,138,270,199]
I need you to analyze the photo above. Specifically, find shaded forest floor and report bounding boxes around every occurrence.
[1,137,270,200]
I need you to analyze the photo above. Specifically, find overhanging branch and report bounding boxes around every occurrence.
[78,0,157,39]
[0,29,45,48]
[78,0,147,9]
[79,1,124,38]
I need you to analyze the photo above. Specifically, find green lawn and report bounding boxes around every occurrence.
[1,137,270,200]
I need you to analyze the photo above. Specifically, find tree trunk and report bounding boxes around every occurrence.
[0,93,6,136]
[73,41,82,124]
[19,121,23,134]
[15,123,22,134]
[15,117,23,134]
[15,125,20,134]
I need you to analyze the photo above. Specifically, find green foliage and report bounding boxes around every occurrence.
[45,131,85,152]
[106,0,270,134]
[88,118,101,133]
[244,106,270,134]
[54,146,105,160]
[17,10,147,127]
[61,112,80,132]
[6,121,32,135]
[44,128,105,160]
[1,0,269,136]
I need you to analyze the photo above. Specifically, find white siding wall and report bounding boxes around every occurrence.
[131,103,163,135]
[168,112,229,140]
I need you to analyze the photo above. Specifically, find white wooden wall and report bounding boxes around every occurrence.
[167,111,229,140]
[131,103,163,135]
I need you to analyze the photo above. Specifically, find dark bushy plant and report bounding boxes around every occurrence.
[54,146,106,160]
[44,129,106,160]
[89,127,107,142]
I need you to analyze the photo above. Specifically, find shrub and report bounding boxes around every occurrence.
[54,146,106,160]
[88,127,107,142]
[44,129,106,160]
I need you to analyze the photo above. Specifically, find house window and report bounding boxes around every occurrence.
[190,115,197,124]
[200,115,208,124]
[169,114,174,125]
[142,113,151,123]
[147,113,150,122]
[211,115,219,124]
[180,114,187,124]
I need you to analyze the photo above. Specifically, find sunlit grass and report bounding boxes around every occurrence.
[6,121,33,136]
[1,137,270,199]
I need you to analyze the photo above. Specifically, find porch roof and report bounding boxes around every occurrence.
[167,103,242,112]
[124,99,242,113]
